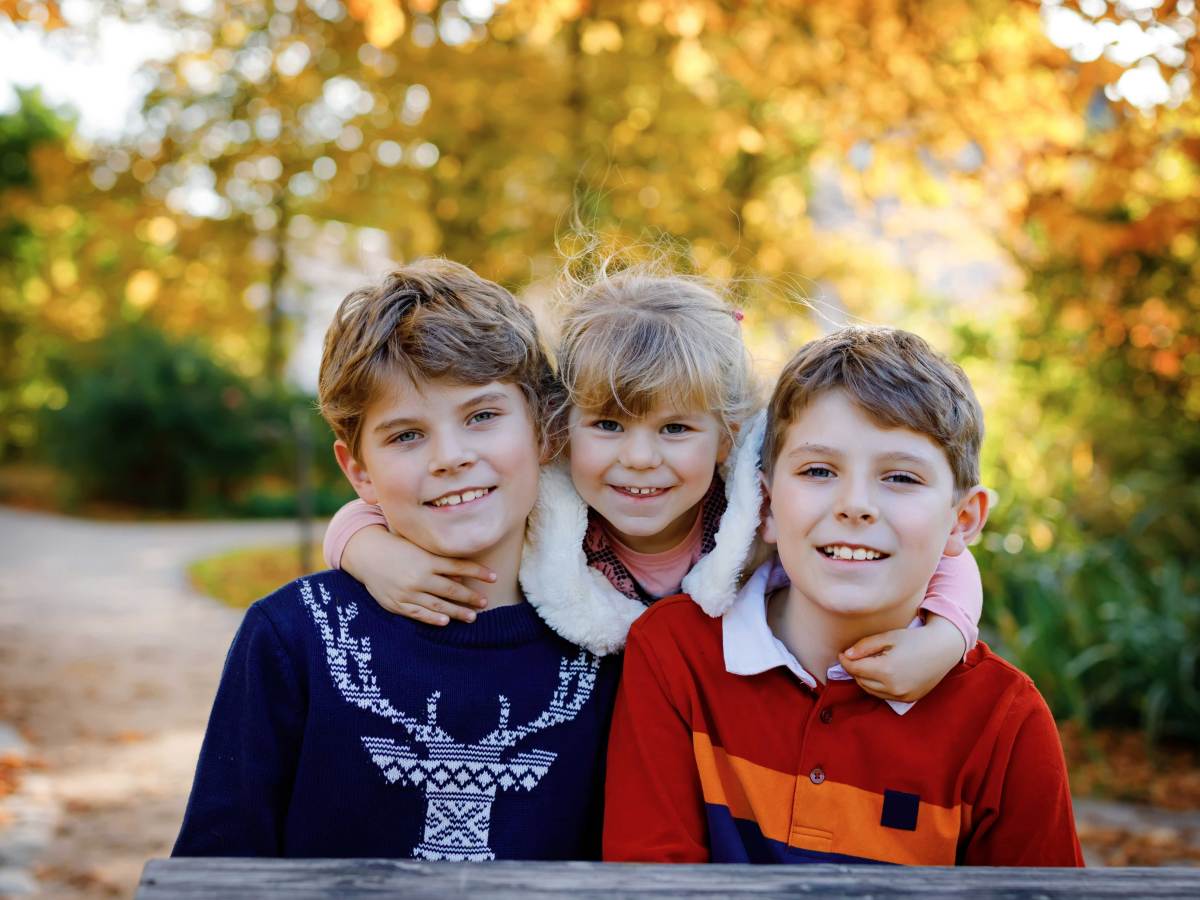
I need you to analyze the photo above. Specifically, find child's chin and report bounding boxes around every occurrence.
[426,532,503,560]
[606,512,672,533]
[818,589,909,617]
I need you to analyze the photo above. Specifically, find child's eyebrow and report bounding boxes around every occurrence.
[458,390,511,411]
[876,451,935,468]
[372,392,512,433]
[786,446,935,469]
[787,443,842,459]
[373,415,422,433]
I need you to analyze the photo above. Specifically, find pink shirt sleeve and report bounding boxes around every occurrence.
[921,549,983,653]
[322,499,388,569]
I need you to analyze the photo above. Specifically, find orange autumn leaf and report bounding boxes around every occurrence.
[0,0,63,27]
[346,0,406,47]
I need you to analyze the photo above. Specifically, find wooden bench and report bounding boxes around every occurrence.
[138,858,1200,898]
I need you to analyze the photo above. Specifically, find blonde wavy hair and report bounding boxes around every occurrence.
[553,248,759,442]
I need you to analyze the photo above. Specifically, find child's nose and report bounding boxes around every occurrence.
[618,430,661,469]
[428,433,477,475]
[835,477,878,523]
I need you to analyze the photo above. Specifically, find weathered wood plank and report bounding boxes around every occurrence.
[137,859,1200,899]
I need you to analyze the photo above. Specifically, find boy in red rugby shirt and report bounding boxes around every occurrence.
[604,326,1082,866]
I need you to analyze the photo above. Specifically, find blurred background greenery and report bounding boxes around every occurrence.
[1,0,1197,748]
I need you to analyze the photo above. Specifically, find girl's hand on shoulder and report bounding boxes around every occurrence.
[340,525,494,626]
[838,615,966,703]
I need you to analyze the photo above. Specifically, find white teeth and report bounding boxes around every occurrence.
[822,545,883,560]
[621,487,662,495]
[431,488,490,508]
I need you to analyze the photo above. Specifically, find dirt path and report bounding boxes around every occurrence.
[0,506,309,897]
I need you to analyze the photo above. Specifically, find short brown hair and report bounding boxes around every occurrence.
[762,326,983,495]
[318,258,556,459]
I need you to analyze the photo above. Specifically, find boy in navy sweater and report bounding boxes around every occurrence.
[174,260,619,860]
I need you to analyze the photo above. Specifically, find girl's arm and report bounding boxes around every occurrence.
[324,499,494,625]
[839,550,982,702]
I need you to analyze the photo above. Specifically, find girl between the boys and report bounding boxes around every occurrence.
[322,263,983,699]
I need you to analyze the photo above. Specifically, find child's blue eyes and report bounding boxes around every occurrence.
[590,421,692,435]
[800,466,834,478]
[388,411,499,444]
[796,467,922,484]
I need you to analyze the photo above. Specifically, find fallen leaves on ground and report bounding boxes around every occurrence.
[1078,824,1200,867]
[0,753,28,801]
[1061,723,1200,810]
[188,543,318,610]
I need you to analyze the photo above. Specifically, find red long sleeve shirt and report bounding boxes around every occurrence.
[603,594,1082,866]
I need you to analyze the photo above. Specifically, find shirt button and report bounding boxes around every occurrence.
[809,767,826,785]
[819,708,833,724]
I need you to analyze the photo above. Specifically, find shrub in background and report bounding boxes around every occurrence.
[40,323,352,514]
[979,537,1200,746]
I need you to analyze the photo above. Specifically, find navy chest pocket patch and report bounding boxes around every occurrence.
[881,789,920,831]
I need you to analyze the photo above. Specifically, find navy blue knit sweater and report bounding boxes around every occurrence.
[173,569,620,860]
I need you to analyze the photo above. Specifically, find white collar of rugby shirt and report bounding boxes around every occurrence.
[721,558,920,716]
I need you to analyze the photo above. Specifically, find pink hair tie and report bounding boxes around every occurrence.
[732,309,745,323]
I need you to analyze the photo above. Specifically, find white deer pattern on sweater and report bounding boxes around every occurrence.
[299,579,599,861]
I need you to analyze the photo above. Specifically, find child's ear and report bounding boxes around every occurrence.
[716,428,734,466]
[759,470,778,545]
[943,485,989,556]
[716,420,741,466]
[334,440,379,506]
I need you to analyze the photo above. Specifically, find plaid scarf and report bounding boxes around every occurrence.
[581,475,728,605]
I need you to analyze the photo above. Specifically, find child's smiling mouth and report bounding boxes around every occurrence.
[610,485,672,499]
[818,543,890,561]
[426,486,496,509]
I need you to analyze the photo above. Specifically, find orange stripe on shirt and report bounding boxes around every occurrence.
[789,778,965,865]
[693,731,966,865]
[692,731,794,844]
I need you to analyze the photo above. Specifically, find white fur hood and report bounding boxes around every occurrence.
[519,410,767,656]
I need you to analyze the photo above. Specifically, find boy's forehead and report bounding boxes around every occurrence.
[366,377,523,422]
[779,390,948,466]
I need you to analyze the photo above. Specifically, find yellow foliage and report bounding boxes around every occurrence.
[672,38,713,87]
[23,277,50,307]
[0,0,62,27]
[636,1,663,27]
[49,259,76,291]
[1072,443,1094,479]
[581,20,622,55]
[1029,520,1054,552]
[347,0,406,48]
[143,217,178,246]
[126,270,161,310]
[666,3,705,39]
[220,19,247,47]
[737,126,764,155]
